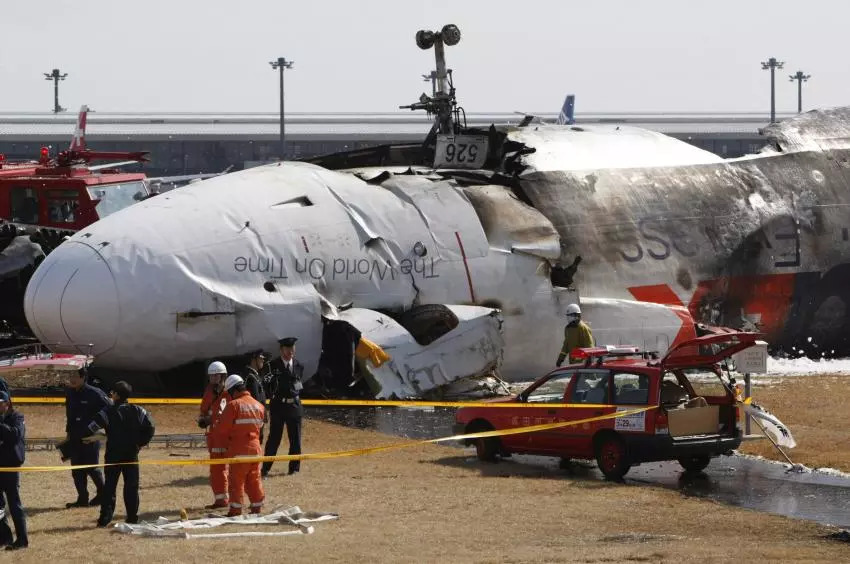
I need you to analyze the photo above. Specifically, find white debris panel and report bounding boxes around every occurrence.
[113,506,339,539]
[339,305,504,399]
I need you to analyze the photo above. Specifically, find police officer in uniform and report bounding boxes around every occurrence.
[241,350,269,443]
[261,337,303,477]
[64,368,110,508]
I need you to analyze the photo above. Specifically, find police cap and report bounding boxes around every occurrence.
[0,391,9,403]
[250,349,271,359]
[278,337,298,347]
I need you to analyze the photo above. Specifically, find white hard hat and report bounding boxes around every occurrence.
[224,374,244,391]
[565,303,581,315]
[207,361,227,375]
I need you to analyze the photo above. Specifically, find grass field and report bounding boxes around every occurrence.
[5,375,849,562]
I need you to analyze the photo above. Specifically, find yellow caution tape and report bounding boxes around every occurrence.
[14,397,199,405]
[0,406,654,472]
[12,396,619,409]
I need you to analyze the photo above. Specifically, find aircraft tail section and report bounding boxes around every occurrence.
[69,105,89,152]
[557,94,575,125]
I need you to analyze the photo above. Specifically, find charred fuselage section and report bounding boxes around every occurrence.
[307,105,850,359]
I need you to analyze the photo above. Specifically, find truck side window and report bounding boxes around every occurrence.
[10,187,39,224]
[525,372,573,403]
[613,372,649,404]
[571,371,609,404]
[47,189,80,223]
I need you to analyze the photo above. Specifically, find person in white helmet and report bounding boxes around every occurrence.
[556,303,594,366]
[211,375,265,517]
[199,361,229,509]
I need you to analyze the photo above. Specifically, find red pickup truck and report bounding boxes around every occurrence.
[454,332,760,479]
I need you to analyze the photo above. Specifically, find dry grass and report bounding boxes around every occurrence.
[8,398,850,563]
[738,375,850,470]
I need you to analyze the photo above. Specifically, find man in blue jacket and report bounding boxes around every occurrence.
[65,368,110,508]
[0,391,28,550]
[84,381,155,527]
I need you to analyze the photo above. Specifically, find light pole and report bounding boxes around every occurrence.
[43,68,68,114]
[760,57,784,123]
[269,57,294,160]
[789,71,811,113]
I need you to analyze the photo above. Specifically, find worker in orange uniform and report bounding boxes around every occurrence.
[214,375,265,517]
[198,361,230,509]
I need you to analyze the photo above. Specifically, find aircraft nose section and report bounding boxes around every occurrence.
[24,242,120,356]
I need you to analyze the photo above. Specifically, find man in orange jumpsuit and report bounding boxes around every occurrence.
[198,361,229,509]
[214,375,265,517]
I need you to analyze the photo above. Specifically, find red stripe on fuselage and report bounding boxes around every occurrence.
[628,273,798,345]
[627,284,696,348]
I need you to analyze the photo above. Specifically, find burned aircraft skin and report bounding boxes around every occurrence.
[521,111,850,357]
[310,107,850,359]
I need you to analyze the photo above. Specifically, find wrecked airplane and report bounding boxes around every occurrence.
[22,24,850,397]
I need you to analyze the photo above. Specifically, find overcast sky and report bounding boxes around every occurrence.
[1,0,846,115]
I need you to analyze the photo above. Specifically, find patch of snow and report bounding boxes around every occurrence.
[765,356,850,376]
[814,467,850,479]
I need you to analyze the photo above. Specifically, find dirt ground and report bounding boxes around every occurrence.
[6,378,850,563]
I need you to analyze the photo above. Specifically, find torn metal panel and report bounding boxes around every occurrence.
[338,305,504,399]
[761,106,850,153]
[461,185,560,259]
[379,175,489,261]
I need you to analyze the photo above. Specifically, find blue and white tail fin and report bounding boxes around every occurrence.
[557,94,576,125]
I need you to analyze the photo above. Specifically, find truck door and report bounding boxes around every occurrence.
[561,369,613,458]
[514,370,575,453]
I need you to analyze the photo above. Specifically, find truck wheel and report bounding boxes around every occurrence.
[467,421,500,463]
[677,455,711,473]
[475,436,500,463]
[595,434,631,480]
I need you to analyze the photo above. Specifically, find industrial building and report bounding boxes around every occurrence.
[0,110,791,176]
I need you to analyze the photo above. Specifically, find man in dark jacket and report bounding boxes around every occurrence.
[83,381,155,527]
[261,337,304,477]
[0,391,28,550]
[241,350,268,405]
[241,350,269,443]
[65,368,110,508]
